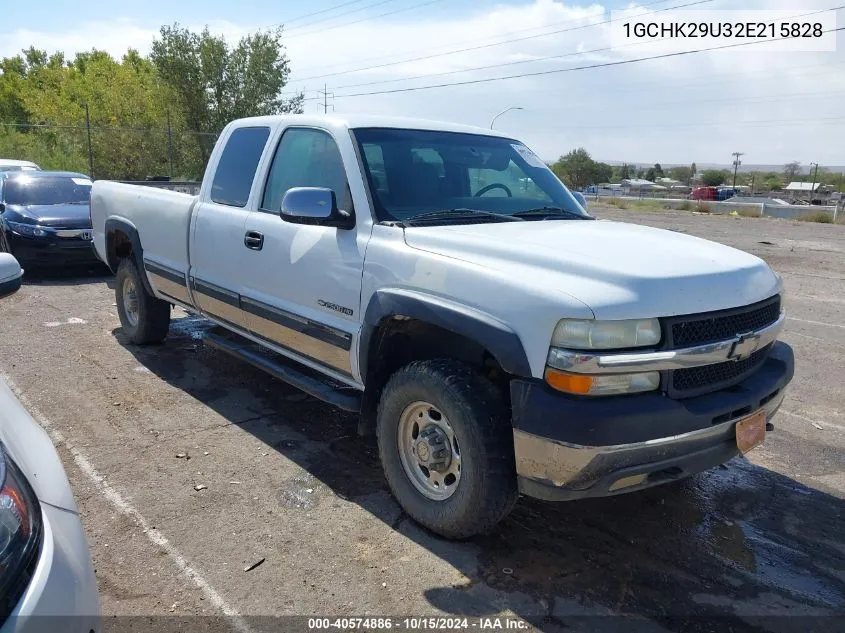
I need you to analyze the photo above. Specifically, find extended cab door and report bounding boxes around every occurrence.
[189,126,271,328]
[240,126,369,383]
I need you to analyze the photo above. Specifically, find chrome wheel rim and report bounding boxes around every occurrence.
[397,401,461,501]
[123,278,139,328]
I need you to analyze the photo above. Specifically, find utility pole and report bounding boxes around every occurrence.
[810,162,819,203]
[166,110,174,179]
[317,84,335,114]
[84,103,94,179]
[731,152,744,190]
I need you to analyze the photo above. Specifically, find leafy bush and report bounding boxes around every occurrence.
[608,198,629,210]
[796,212,833,223]
[695,201,712,213]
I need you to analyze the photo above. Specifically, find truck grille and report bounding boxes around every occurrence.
[666,295,781,398]
[670,295,781,347]
[672,345,771,394]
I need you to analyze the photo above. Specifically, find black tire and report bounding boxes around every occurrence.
[377,359,518,539]
[115,258,170,344]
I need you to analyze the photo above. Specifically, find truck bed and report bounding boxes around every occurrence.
[91,181,197,289]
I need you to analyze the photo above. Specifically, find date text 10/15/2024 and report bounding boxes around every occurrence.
[308,617,531,631]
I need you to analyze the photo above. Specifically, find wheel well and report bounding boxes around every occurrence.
[358,316,510,435]
[106,229,133,272]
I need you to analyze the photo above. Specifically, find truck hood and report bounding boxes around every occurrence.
[7,203,92,228]
[402,220,780,320]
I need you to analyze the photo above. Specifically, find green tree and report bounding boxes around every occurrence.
[761,172,782,191]
[701,169,727,186]
[151,24,304,165]
[593,161,613,184]
[617,163,631,181]
[551,148,596,189]
[668,166,692,184]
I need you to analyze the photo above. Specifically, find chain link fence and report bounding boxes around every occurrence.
[0,122,218,182]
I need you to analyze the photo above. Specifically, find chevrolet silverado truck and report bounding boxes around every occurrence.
[90,115,794,539]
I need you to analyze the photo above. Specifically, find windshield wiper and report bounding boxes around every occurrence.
[511,206,590,220]
[396,208,525,227]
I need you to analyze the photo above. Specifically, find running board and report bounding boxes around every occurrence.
[202,328,361,412]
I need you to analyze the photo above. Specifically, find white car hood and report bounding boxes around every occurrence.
[0,380,78,512]
[403,219,780,320]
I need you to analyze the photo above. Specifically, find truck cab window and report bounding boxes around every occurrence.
[210,126,270,207]
[261,128,352,213]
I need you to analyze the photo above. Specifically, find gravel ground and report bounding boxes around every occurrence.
[1,208,844,633]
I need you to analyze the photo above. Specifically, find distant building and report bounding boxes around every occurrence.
[621,178,665,193]
[784,182,821,192]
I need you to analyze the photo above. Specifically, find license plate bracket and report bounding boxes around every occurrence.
[735,410,766,454]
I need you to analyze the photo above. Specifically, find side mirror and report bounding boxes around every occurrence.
[280,187,353,229]
[0,253,23,299]
[573,191,588,209]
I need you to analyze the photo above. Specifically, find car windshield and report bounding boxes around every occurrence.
[3,176,92,206]
[353,128,589,223]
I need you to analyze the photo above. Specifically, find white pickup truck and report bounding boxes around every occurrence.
[91,115,794,538]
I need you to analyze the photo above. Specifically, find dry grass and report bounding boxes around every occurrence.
[676,200,693,211]
[695,201,712,213]
[796,212,834,223]
[607,198,629,210]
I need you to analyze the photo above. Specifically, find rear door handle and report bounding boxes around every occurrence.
[244,231,264,250]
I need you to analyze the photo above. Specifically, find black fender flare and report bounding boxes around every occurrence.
[104,218,154,296]
[359,288,532,382]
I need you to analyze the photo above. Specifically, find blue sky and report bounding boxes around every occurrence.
[3,0,844,167]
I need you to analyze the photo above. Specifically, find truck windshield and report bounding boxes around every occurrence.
[353,128,589,223]
[4,176,92,206]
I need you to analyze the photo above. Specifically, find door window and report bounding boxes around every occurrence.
[210,126,270,207]
[261,128,352,213]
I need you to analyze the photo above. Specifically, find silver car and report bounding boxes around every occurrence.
[0,253,100,632]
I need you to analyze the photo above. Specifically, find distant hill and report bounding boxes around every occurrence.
[597,161,845,174]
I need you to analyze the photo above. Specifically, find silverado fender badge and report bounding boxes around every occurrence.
[318,300,354,316]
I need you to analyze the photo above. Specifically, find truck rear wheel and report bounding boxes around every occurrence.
[377,359,518,539]
[115,258,171,345]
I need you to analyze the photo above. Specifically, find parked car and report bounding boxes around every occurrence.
[91,115,793,539]
[690,186,717,201]
[0,171,97,268]
[0,253,100,631]
[0,160,40,173]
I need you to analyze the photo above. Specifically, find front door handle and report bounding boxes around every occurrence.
[244,230,264,250]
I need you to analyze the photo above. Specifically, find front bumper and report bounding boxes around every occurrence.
[2,503,100,633]
[512,341,794,501]
[7,233,99,267]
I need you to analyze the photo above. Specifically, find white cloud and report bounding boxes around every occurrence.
[2,1,844,165]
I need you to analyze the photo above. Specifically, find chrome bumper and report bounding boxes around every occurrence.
[514,388,785,500]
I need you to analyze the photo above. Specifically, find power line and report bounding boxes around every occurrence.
[287,0,694,83]
[538,116,845,131]
[284,0,402,33]
[327,0,718,91]
[332,23,845,98]
[289,1,645,76]
[281,0,377,26]
[285,0,448,40]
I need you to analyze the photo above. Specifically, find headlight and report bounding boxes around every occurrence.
[551,318,661,350]
[6,222,48,237]
[0,449,43,621]
[545,368,660,396]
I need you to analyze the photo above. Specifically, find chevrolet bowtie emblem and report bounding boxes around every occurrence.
[727,332,761,361]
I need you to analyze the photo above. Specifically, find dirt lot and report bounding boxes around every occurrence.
[1,207,844,632]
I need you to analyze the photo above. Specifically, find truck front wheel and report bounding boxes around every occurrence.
[115,258,171,345]
[377,360,518,539]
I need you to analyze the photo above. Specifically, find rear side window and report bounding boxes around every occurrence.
[210,126,270,207]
